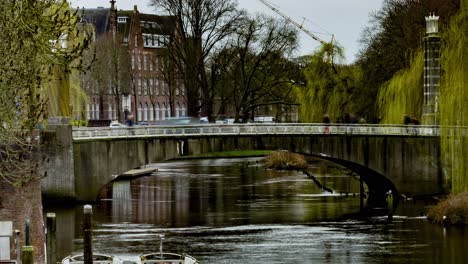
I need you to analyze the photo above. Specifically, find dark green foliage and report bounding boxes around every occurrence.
[439,0,468,193]
[358,0,460,122]
[0,1,87,186]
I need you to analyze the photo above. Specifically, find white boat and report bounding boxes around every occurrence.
[139,235,199,264]
[140,252,198,264]
[62,253,124,264]
[62,235,198,264]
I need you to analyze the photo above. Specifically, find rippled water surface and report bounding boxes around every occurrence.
[44,158,468,264]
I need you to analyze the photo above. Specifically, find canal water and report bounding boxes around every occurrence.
[44,157,467,264]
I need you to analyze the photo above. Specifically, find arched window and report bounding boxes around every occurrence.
[161,103,166,120]
[182,103,187,117]
[108,104,113,120]
[144,103,148,121]
[150,104,154,121]
[156,103,160,121]
[176,102,181,118]
[95,103,100,120]
[167,103,171,118]
[138,103,143,122]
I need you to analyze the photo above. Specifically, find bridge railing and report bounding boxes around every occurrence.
[72,124,441,141]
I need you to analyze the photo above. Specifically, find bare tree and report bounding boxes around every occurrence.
[82,32,131,121]
[150,0,244,120]
[214,15,299,122]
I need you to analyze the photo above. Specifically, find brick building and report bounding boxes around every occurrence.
[81,1,187,125]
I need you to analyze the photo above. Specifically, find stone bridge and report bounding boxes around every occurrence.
[41,124,446,205]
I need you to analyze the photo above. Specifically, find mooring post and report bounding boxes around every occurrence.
[83,205,93,264]
[46,213,57,264]
[387,191,394,222]
[359,177,364,212]
[22,220,33,264]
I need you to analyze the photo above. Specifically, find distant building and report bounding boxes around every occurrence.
[80,1,187,124]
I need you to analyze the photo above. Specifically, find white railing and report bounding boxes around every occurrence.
[72,124,442,141]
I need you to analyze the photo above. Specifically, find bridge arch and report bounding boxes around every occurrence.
[43,124,446,202]
[303,153,398,208]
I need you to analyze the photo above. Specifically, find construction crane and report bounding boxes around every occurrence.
[257,0,334,46]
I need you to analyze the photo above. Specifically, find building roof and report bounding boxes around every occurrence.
[79,8,111,36]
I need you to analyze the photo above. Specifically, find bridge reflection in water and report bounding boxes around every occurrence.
[44,158,468,263]
[66,123,445,205]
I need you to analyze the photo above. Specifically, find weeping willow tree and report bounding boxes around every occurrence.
[0,1,90,262]
[43,2,92,119]
[296,43,363,123]
[0,0,90,186]
[377,50,424,124]
[439,0,468,193]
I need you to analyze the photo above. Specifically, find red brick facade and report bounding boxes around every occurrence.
[85,4,187,125]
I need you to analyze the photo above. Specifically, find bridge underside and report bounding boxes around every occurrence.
[44,131,447,202]
[304,153,398,208]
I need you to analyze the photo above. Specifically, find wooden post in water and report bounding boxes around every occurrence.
[387,191,394,222]
[359,177,364,212]
[83,205,93,264]
[46,213,57,264]
[22,220,33,264]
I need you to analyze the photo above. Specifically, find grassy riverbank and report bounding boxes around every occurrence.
[263,151,308,170]
[427,192,468,226]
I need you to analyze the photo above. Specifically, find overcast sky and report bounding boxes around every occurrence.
[70,0,385,63]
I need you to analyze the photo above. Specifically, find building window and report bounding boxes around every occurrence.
[150,105,154,121]
[138,55,141,70]
[144,54,147,70]
[117,17,128,23]
[138,79,142,95]
[134,34,138,47]
[142,33,169,48]
[149,79,154,95]
[138,103,142,122]
[161,103,166,120]
[156,79,160,95]
[95,103,100,120]
[144,103,148,121]
[156,103,160,121]
[176,102,180,118]
[149,55,154,71]
[182,103,187,117]
[166,104,171,118]
[108,104,113,120]
[131,53,135,70]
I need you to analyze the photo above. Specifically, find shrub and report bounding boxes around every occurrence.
[263,151,308,170]
[427,192,468,226]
